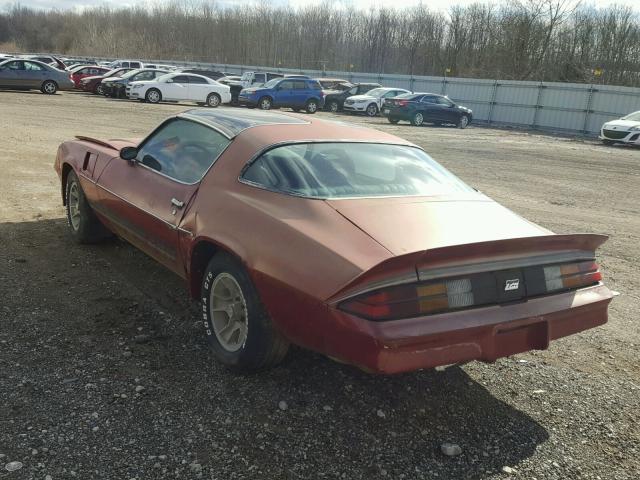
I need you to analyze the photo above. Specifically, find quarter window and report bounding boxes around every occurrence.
[188,76,208,84]
[135,119,231,184]
[24,62,44,71]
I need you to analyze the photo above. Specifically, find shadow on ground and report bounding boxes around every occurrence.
[0,218,549,479]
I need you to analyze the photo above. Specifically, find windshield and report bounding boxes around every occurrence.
[622,111,640,121]
[262,78,281,88]
[241,142,474,199]
[363,88,387,97]
[120,69,142,79]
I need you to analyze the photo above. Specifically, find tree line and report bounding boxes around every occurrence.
[1,0,639,87]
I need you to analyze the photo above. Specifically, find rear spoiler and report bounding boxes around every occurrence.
[328,234,608,304]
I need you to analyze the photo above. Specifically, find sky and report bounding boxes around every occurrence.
[1,0,638,12]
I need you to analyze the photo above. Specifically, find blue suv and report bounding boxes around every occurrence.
[238,77,324,113]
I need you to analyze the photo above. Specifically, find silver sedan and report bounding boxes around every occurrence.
[0,59,74,94]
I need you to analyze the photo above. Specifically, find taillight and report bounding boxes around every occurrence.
[397,100,408,107]
[543,260,601,292]
[339,278,475,321]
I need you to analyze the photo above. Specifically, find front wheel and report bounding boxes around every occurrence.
[365,103,379,117]
[41,80,57,95]
[457,115,470,129]
[327,100,339,113]
[145,88,161,104]
[201,253,289,372]
[95,84,105,95]
[65,171,108,244]
[411,112,424,126]
[206,93,221,107]
[305,99,319,114]
[258,96,272,110]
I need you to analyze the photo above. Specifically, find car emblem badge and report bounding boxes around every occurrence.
[504,279,520,291]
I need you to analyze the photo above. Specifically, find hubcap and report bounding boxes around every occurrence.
[148,91,159,102]
[209,95,220,107]
[44,82,55,93]
[308,102,317,112]
[330,102,338,112]
[68,182,81,231]
[415,113,423,125]
[367,105,377,116]
[461,116,468,127]
[261,99,271,110]
[209,273,248,352]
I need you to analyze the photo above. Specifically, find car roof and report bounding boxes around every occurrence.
[178,108,310,138]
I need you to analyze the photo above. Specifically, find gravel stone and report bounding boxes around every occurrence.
[441,443,463,457]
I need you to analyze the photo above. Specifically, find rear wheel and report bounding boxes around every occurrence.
[65,171,108,244]
[327,100,339,113]
[41,80,57,95]
[411,112,424,126]
[365,103,379,117]
[305,99,319,114]
[145,88,161,104]
[206,93,221,107]
[201,253,289,372]
[258,96,272,110]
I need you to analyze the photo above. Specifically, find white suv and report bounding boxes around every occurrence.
[343,87,411,116]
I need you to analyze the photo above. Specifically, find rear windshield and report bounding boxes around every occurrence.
[241,142,474,199]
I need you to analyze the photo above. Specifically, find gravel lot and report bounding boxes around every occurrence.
[0,90,639,480]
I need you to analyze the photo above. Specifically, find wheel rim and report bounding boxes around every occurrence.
[260,98,271,110]
[330,101,338,112]
[307,101,317,113]
[460,116,468,128]
[44,82,55,94]
[367,104,377,116]
[208,95,220,107]
[96,85,104,95]
[414,113,424,125]
[148,91,159,102]
[209,273,248,352]
[68,181,81,231]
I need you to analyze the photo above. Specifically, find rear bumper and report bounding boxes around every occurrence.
[323,283,613,374]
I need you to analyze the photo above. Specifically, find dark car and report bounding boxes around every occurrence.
[323,82,381,113]
[180,69,225,80]
[102,68,169,98]
[238,77,324,113]
[385,93,473,128]
[78,68,133,94]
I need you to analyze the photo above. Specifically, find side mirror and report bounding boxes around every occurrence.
[120,146,138,161]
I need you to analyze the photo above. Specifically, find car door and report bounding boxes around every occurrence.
[23,61,48,87]
[0,60,24,87]
[273,80,295,107]
[162,75,190,100]
[436,96,459,123]
[95,118,231,273]
[291,80,309,107]
[419,95,440,121]
[186,75,209,102]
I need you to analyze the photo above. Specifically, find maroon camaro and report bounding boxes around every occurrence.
[54,109,614,373]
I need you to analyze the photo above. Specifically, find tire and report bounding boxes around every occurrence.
[94,84,105,95]
[305,99,319,114]
[41,80,57,95]
[65,170,108,244]
[201,253,289,372]
[365,103,379,117]
[457,115,470,129]
[258,96,272,110]
[411,112,424,126]
[388,117,399,124]
[327,100,339,113]
[206,93,221,108]
[145,88,162,104]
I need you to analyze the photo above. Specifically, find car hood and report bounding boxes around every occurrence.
[347,94,376,102]
[102,76,124,83]
[603,119,640,129]
[326,195,550,256]
[80,75,105,82]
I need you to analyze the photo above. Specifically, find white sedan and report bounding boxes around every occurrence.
[600,111,640,145]
[343,87,410,116]
[127,73,232,107]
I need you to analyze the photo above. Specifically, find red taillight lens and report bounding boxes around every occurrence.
[339,279,474,321]
[397,100,408,106]
[543,260,601,291]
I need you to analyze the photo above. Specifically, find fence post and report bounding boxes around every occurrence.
[441,76,446,95]
[532,82,545,130]
[410,76,415,93]
[487,80,499,125]
[582,85,596,135]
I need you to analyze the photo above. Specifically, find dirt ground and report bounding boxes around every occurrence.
[0,90,639,479]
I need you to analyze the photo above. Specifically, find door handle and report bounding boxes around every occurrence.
[171,198,184,209]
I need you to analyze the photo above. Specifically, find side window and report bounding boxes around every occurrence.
[134,71,153,81]
[278,80,294,90]
[306,80,321,90]
[7,61,24,71]
[422,96,437,104]
[188,76,208,84]
[293,80,307,90]
[382,91,397,98]
[172,75,190,84]
[131,62,141,68]
[24,62,44,71]
[436,96,454,107]
[349,87,358,95]
[135,119,231,184]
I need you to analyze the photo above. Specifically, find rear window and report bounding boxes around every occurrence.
[241,142,474,199]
